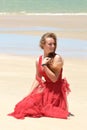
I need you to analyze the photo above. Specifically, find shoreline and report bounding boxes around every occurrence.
[0,14,87,59]
[0,14,87,40]
[0,12,87,15]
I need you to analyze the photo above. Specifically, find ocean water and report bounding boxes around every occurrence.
[0,0,87,14]
[0,32,87,59]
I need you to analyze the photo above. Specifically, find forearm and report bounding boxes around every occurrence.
[30,79,39,91]
[43,65,58,82]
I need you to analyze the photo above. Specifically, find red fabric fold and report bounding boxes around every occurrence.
[8,55,71,119]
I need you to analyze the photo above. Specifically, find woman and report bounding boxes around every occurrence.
[8,32,71,119]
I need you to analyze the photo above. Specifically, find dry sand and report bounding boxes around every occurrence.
[0,14,87,130]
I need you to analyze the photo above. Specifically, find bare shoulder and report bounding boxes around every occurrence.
[36,57,39,66]
[54,54,64,65]
[49,54,64,72]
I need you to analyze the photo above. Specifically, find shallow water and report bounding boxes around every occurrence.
[0,33,87,59]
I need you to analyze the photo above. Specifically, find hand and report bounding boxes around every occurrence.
[42,57,51,65]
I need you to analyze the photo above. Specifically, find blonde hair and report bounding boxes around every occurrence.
[39,32,57,50]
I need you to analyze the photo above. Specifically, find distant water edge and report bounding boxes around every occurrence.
[0,12,87,16]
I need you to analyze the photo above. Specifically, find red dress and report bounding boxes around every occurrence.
[8,55,71,119]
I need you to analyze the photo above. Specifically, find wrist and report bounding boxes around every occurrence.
[42,63,47,66]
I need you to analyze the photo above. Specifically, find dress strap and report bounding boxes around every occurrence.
[39,55,42,66]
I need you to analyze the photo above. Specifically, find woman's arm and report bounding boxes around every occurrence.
[30,57,41,91]
[42,55,63,82]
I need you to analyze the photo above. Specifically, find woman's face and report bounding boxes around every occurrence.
[43,37,56,55]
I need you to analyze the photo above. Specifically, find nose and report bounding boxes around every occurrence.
[52,43,55,48]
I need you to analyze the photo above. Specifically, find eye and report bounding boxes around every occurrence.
[48,43,55,46]
[48,43,52,45]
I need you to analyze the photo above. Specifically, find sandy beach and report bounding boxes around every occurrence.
[0,14,87,40]
[0,14,87,130]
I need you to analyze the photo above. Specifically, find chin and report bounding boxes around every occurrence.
[49,50,54,53]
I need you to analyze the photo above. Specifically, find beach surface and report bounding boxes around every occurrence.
[0,14,87,40]
[0,14,87,130]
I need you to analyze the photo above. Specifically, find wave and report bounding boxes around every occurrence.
[0,12,87,16]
